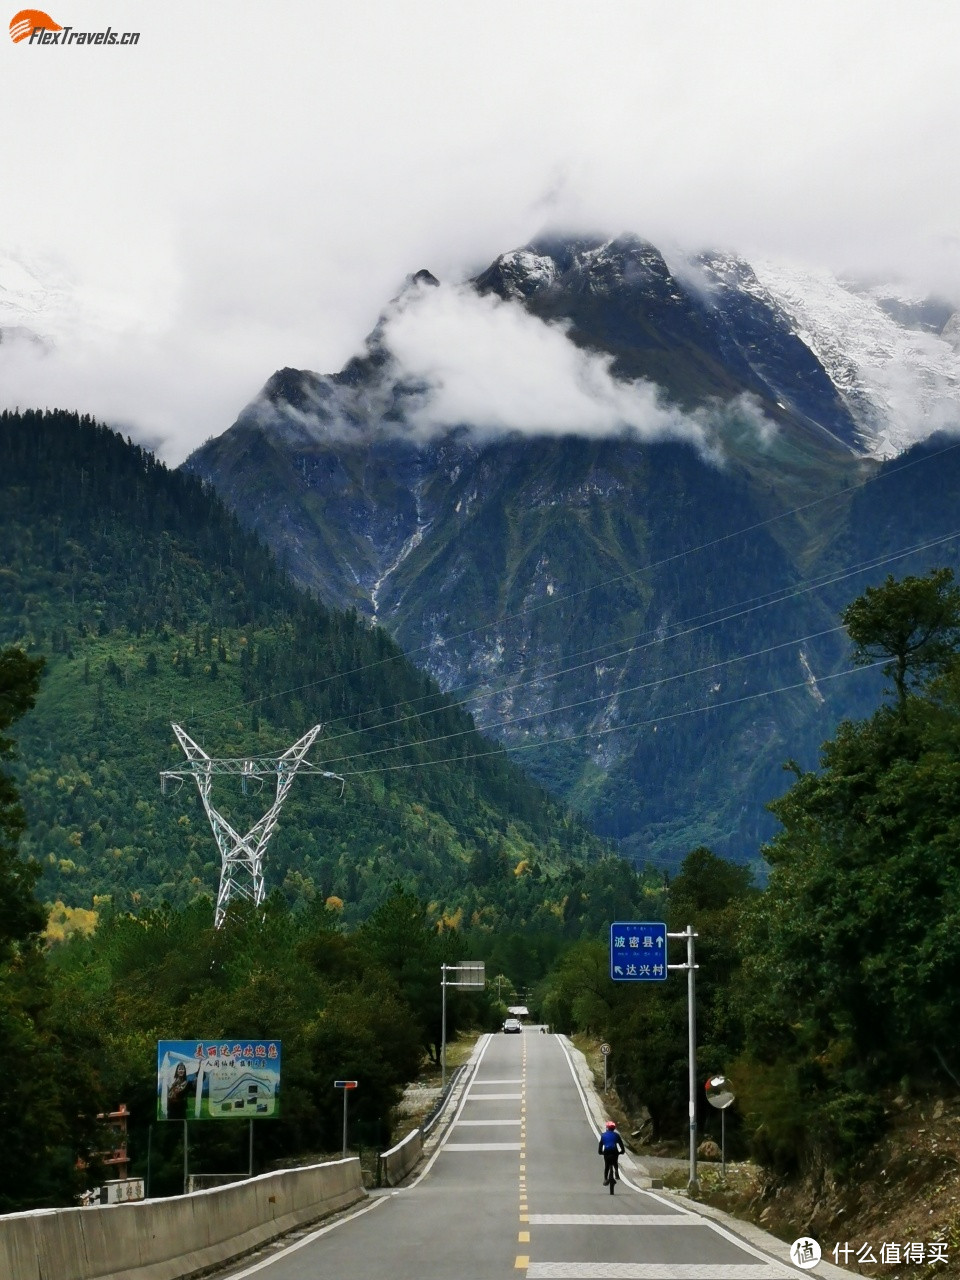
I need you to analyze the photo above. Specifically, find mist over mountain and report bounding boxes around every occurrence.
[19,233,955,868]
[182,234,960,866]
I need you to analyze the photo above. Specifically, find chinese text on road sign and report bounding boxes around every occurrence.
[609,921,667,981]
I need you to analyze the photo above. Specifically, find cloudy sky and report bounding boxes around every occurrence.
[1,0,958,461]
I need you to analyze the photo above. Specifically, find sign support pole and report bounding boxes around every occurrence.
[183,1120,189,1196]
[333,1082,358,1156]
[667,924,699,1193]
[441,965,448,1090]
[439,962,484,1091]
[249,1119,254,1177]
[705,1074,735,1185]
[599,1043,612,1092]
[609,923,699,1191]
[686,924,698,1192]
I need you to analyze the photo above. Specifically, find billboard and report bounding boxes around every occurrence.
[157,1040,281,1121]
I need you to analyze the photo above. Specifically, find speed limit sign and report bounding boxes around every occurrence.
[600,1043,611,1056]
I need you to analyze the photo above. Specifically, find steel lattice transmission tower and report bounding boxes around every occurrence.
[161,724,343,928]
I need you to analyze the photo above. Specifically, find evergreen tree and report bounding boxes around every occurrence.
[0,646,46,954]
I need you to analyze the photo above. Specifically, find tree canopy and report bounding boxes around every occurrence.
[0,646,46,955]
[842,567,960,707]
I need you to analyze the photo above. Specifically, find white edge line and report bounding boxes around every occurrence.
[223,1194,389,1279]
[407,1034,496,1182]
[554,1037,695,1218]
[555,1035,795,1274]
[224,1035,494,1277]
[688,1218,800,1274]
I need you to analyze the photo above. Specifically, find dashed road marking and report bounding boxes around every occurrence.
[524,1267,793,1279]
[455,1118,522,1126]
[527,1214,705,1225]
[443,1142,522,1151]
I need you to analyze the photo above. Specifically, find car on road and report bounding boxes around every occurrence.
[502,1017,522,1034]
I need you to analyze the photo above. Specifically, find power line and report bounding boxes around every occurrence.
[306,528,960,762]
[337,660,887,779]
[182,434,960,727]
[316,624,848,769]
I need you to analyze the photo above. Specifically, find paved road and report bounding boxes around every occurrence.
[221,1030,802,1280]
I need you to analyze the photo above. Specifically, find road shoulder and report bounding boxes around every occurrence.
[560,1035,852,1279]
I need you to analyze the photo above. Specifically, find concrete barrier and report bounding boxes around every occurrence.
[0,1157,365,1280]
[377,1127,423,1186]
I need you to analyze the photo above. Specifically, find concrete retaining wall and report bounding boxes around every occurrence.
[378,1127,423,1186]
[0,1157,365,1280]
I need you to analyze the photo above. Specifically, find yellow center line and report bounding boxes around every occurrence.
[518,1230,530,1243]
[515,1255,529,1269]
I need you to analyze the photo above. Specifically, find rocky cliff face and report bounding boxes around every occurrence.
[183,234,960,866]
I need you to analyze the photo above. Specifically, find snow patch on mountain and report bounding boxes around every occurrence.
[0,251,147,345]
[492,249,560,299]
[747,261,960,457]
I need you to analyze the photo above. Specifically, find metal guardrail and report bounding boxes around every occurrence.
[422,1063,465,1136]
[375,1035,492,1189]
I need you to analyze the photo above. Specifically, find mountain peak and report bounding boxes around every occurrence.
[472,233,668,302]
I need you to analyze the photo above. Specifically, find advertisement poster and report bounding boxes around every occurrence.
[157,1040,281,1121]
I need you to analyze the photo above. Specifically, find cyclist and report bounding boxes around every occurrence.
[598,1119,625,1193]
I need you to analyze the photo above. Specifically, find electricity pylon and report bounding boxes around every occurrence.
[161,724,343,928]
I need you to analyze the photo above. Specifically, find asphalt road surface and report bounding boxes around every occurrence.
[222,1029,802,1280]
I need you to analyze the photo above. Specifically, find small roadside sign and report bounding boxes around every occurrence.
[600,1043,611,1056]
[609,921,668,981]
[334,1081,358,1156]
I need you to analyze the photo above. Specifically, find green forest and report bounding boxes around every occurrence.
[0,409,625,929]
[540,568,960,1178]
[3,410,960,1217]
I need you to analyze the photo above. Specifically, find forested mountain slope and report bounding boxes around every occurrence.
[0,409,634,925]
[185,237,960,865]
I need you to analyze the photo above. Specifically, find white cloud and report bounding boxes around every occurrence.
[0,0,958,459]
[379,281,768,455]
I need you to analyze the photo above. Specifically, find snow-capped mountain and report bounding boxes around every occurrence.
[3,234,958,460]
[0,251,145,347]
[743,261,960,457]
[183,233,960,866]
[6,231,959,866]
[0,253,64,347]
[475,235,960,460]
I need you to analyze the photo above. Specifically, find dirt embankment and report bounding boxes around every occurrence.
[575,1035,960,1277]
[673,1095,960,1277]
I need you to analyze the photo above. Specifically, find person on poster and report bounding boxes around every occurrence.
[165,1061,198,1120]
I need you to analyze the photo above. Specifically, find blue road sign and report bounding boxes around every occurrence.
[610,921,668,981]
